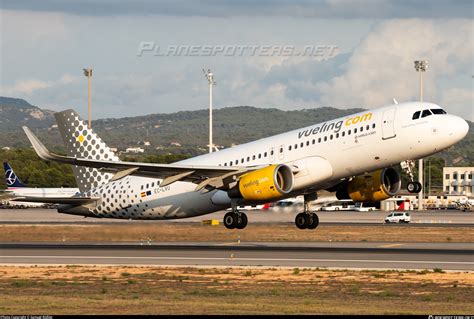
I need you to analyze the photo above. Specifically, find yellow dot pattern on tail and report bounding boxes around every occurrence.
[55,110,120,192]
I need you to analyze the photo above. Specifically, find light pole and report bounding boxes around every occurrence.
[83,68,93,129]
[203,69,216,153]
[425,158,432,196]
[414,60,428,210]
[428,159,431,195]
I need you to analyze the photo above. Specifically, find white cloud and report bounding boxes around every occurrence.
[0,79,51,95]
[315,19,473,119]
[0,74,79,97]
[59,74,76,84]
[1,7,471,121]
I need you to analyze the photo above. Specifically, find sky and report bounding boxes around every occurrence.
[1,0,472,120]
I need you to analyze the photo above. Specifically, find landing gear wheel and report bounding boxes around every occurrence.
[223,212,237,229]
[307,213,319,229]
[295,193,321,230]
[407,181,422,193]
[295,213,308,229]
[235,213,248,229]
[402,161,423,194]
[415,182,422,193]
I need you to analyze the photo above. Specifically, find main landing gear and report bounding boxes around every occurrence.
[224,201,248,229]
[295,193,319,230]
[401,160,422,193]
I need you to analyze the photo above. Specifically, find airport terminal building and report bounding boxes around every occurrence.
[443,167,474,196]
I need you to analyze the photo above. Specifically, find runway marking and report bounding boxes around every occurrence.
[378,243,405,248]
[217,242,241,246]
[1,256,473,265]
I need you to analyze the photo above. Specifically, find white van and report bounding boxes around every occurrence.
[384,212,411,223]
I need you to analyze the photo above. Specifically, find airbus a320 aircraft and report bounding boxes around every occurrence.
[16,102,468,230]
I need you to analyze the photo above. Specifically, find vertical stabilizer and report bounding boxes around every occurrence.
[54,110,120,192]
[3,162,26,187]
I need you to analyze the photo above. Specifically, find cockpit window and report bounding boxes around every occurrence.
[412,111,421,120]
[431,109,447,115]
[421,109,432,118]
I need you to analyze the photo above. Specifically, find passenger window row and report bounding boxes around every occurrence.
[223,151,269,166]
[221,123,377,167]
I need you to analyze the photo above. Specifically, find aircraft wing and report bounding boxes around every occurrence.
[23,126,257,189]
[10,196,100,205]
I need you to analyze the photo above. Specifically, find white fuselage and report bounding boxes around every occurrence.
[62,102,468,219]
[5,187,79,207]
[6,187,79,198]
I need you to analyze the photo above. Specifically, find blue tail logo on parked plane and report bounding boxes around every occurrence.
[3,162,26,187]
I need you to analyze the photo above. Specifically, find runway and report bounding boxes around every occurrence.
[1,242,473,271]
[1,208,473,226]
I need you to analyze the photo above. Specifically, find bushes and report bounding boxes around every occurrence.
[0,149,76,188]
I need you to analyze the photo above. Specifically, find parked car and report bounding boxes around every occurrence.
[384,212,411,223]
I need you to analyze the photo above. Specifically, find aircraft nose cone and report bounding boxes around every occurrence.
[456,116,469,140]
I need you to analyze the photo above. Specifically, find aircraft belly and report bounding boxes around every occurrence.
[139,190,220,220]
[88,179,222,220]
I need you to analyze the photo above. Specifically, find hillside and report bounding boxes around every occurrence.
[0,96,472,166]
[0,97,55,129]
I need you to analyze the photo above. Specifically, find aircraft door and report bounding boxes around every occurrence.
[381,108,396,140]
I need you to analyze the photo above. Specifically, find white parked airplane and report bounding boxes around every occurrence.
[3,162,79,198]
[16,101,468,229]
[2,162,78,207]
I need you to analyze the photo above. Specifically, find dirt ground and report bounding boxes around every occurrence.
[0,223,472,243]
[0,265,472,314]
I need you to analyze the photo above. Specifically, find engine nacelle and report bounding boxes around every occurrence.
[229,164,294,201]
[336,167,401,202]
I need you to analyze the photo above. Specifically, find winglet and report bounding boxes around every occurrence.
[22,126,56,161]
[22,126,76,166]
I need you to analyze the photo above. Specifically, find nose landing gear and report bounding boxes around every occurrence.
[401,160,422,193]
[407,181,422,193]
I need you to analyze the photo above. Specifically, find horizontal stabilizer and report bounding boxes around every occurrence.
[11,196,100,205]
